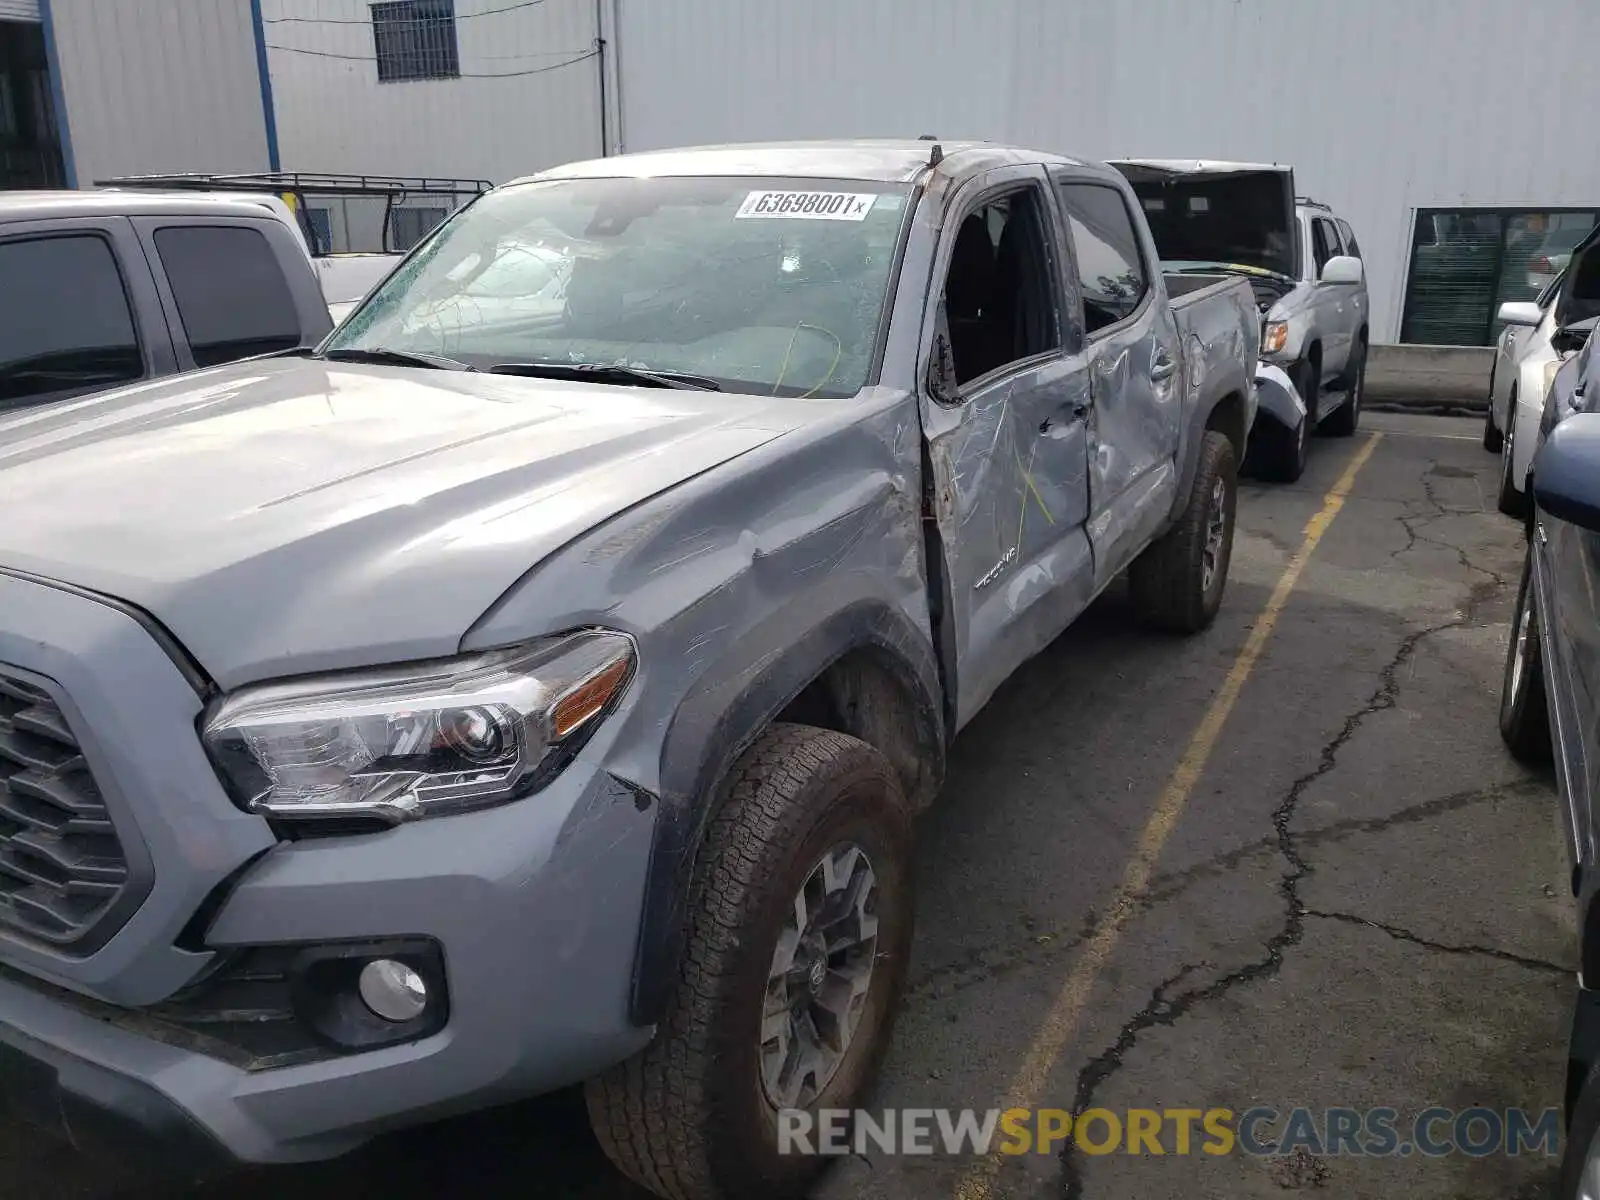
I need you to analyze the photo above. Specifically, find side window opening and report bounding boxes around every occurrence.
[1055,181,1149,335]
[941,186,1062,386]
[1337,219,1362,260]
[1312,219,1337,273]
[153,225,304,368]
[0,234,143,411]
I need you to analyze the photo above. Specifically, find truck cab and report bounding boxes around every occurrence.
[0,141,1256,1200]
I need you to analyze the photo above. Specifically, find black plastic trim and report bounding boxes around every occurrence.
[0,1019,233,1172]
[628,602,944,1026]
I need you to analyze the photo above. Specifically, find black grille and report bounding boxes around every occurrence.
[0,670,130,947]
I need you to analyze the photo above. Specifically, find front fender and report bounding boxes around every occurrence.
[461,392,944,1028]
[636,593,943,1024]
[1252,361,1305,432]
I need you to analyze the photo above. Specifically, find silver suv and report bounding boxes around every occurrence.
[1112,162,1371,482]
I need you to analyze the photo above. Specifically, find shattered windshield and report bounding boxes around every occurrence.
[326,175,913,398]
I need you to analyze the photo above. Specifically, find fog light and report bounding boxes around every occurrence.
[358,959,428,1023]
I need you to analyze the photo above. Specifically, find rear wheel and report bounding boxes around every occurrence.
[1483,361,1504,452]
[1497,389,1530,519]
[586,725,915,1200]
[1499,546,1551,764]
[1129,431,1237,633]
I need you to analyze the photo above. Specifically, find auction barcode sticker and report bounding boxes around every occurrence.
[736,191,878,221]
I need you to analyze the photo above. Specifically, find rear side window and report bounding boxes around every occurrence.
[1055,182,1149,333]
[0,234,143,411]
[153,226,303,368]
[1337,219,1361,260]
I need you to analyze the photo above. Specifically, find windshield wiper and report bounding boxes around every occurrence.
[320,347,476,372]
[489,362,721,391]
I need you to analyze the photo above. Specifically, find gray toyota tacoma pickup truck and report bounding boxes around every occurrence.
[0,140,1256,1199]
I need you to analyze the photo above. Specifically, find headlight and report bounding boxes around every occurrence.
[202,630,635,824]
[1545,358,1562,398]
[1263,322,1289,355]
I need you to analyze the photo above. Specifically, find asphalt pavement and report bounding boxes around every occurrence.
[2,412,1570,1200]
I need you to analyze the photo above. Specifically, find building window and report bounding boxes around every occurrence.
[1400,208,1599,346]
[371,0,459,83]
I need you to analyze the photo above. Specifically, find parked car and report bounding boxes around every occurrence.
[1110,160,1369,482]
[1486,221,1600,518]
[1495,319,1600,1200]
[0,190,333,415]
[0,140,1258,1200]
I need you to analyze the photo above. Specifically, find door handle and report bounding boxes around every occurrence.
[1150,352,1177,383]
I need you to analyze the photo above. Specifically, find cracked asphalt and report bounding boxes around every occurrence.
[2,412,1572,1200]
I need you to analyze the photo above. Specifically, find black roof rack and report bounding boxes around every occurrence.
[1295,194,1331,210]
[94,171,493,197]
[93,171,493,254]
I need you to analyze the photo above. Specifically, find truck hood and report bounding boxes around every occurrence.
[1108,159,1299,282]
[0,359,807,688]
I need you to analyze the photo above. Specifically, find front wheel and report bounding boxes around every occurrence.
[1251,412,1308,484]
[1483,360,1504,452]
[586,725,915,1200]
[1129,430,1237,633]
[1498,546,1551,764]
[1498,391,1530,519]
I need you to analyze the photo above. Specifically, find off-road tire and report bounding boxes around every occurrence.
[1128,431,1237,634]
[1499,547,1551,764]
[1497,389,1530,520]
[585,724,915,1200]
[1321,337,1365,437]
[1251,412,1308,484]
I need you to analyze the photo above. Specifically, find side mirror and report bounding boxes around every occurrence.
[1320,255,1363,286]
[1533,413,1600,531]
[927,305,961,405]
[1496,301,1544,328]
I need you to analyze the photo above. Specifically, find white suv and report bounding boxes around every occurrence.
[1112,161,1370,482]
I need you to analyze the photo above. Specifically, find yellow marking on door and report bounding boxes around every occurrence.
[954,431,1383,1200]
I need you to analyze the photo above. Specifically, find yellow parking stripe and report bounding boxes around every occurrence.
[954,431,1384,1199]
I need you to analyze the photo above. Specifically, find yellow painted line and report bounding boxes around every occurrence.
[954,431,1383,1200]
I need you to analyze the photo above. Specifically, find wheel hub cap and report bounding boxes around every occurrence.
[1510,591,1533,700]
[1201,477,1228,593]
[760,844,880,1109]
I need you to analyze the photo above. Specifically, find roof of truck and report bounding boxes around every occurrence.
[0,189,291,223]
[512,139,1098,188]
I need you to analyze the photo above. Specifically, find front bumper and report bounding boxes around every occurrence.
[0,1012,232,1173]
[0,756,659,1164]
[0,571,658,1163]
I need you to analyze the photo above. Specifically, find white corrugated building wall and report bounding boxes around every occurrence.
[609,0,1600,344]
[40,0,267,186]
[260,0,604,181]
[5,0,1597,344]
